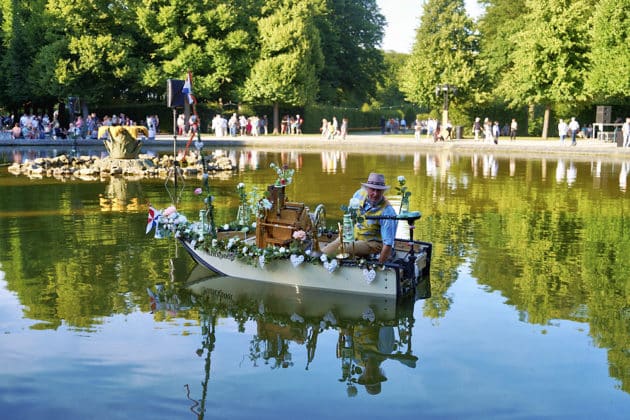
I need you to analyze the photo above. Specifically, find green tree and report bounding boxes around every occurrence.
[315,0,386,106]
[372,52,409,110]
[0,0,50,112]
[497,0,591,139]
[478,0,527,86]
[36,0,150,105]
[242,0,324,133]
[399,0,478,126]
[585,0,630,103]
[136,0,258,104]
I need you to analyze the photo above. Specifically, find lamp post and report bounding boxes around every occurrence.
[435,84,457,131]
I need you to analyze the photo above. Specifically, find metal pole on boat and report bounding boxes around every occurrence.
[173,109,177,198]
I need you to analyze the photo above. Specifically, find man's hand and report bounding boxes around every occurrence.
[378,244,393,264]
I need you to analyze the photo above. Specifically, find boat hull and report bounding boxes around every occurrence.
[180,239,426,297]
[186,265,399,322]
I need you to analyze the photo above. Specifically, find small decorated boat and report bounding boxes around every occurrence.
[148,164,432,299]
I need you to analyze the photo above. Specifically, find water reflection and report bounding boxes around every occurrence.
[620,162,629,192]
[99,178,144,212]
[149,265,430,414]
[321,150,347,173]
[2,147,630,404]
[5,146,630,193]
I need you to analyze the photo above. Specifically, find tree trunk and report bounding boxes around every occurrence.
[542,105,550,139]
[527,103,535,136]
[273,102,279,134]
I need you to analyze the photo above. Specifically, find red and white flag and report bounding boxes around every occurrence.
[146,206,159,234]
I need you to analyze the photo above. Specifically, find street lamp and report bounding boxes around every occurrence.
[435,84,457,130]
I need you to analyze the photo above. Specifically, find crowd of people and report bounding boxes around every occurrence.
[3,111,160,141]
[380,117,409,134]
[5,110,626,146]
[320,116,348,140]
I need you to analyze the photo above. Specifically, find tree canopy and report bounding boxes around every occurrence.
[0,0,627,133]
[0,0,385,114]
[399,0,478,111]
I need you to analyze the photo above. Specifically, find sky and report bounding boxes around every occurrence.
[377,0,484,53]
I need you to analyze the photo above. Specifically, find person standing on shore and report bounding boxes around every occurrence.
[340,117,348,140]
[623,117,630,148]
[568,117,580,146]
[414,118,422,141]
[492,121,500,144]
[558,119,568,145]
[483,118,493,143]
[510,119,518,140]
[472,117,481,141]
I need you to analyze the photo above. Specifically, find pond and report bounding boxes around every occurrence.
[1,146,629,419]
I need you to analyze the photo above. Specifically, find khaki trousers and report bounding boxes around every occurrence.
[321,237,382,258]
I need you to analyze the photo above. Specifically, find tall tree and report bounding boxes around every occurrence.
[477,0,527,90]
[315,0,386,106]
[38,0,150,105]
[0,0,49,112]
[372,51,409,110]
[242,0,324,133]
[497,0,591,138]
[585,0,630,103]
[136,0,258,104]
[399,0,478,124]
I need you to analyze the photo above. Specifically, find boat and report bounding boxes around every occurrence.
[149,164,432,299]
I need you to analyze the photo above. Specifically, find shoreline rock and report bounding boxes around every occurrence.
[6,152,236,180]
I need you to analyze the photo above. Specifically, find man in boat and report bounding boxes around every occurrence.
[322,173,397,263]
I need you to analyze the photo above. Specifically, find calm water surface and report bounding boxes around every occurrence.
[1,147,629,419]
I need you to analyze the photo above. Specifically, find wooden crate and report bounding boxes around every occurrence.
[256,187,312,248]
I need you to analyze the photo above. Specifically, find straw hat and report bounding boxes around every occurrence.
[361,173,390,190]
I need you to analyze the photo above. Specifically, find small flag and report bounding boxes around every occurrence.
[182,71,197,105]
[146,206,159,234]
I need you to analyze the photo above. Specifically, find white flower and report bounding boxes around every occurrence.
[242,246,248,254]
[261,198,272,210]
[320,254,328,262]
[258,255,266,268]
[349,197,361,209]
[223,224,229,230]
[398,175,406,183]
[278,247,286,254]
[212,239,218,247]
[237,182,245,189]
[252,222,257,228]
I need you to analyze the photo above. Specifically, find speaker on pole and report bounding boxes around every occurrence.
[167,79,185,108]
[595,106,611,124]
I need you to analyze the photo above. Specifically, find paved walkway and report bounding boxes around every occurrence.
[2,132,629,160]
